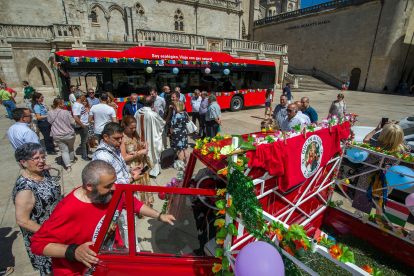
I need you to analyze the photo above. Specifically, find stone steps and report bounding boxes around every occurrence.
[292,75,338,92]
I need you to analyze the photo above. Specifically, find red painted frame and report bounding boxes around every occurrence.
[88,185,221,276]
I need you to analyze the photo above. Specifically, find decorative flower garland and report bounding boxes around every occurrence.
[348,141,414,162]
[192,114,385,275]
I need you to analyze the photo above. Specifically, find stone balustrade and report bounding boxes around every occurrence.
[254,0,375,26]
[162,0,241,12]
[0,23,81,41]
[136,29,287,56]
[284,71,299,88]
[136,30,205,49]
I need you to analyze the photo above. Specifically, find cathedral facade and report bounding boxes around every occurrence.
[0,0,296,93]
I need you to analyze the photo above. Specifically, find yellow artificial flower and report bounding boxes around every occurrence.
[216,133,221,137]
[201,149,209,155]
[203,137,209,144]
[214,147,220,153]
[269,127,273,131]
[195,138,201,142]
[224,134,230,139]
[195,144,200,150]
[211,138,217,142]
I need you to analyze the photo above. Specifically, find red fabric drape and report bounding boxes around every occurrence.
[247,122,350,191]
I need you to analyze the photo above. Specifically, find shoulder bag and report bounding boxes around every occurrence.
[185,112,197,134]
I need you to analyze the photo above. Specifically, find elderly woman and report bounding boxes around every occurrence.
[170,101,190,164]
[205,94,222,138]
[328,93,347,119]
[356,123,411,217]
[13,143,62,276]
[48,98,76,172]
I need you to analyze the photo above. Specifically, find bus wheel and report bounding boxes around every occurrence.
[230,96,243,112]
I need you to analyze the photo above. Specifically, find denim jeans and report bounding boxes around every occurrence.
[3,100,16,120]
[37,120,55,152]
[76,127,89,157]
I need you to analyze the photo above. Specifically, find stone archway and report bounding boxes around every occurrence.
[26,58,54,88]
[349,68,361,90]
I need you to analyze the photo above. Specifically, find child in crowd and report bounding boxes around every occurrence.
[261,118,279,131]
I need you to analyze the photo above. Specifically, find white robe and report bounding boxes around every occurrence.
[135,107,166,176]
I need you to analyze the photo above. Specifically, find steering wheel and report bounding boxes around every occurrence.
[196,176,221,210]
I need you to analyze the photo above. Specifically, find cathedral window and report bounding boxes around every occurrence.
[90,11,98,23]
[174,9,184,32]
[135,3,145,16]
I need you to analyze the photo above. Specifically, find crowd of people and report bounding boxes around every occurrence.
[4,79,412,276]
[270,84,347,132]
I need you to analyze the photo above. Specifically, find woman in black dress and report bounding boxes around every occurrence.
[12,143,62,276]
[170,101,190,164]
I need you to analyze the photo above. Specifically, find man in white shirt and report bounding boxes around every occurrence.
[72,90,91,161]
[294,101,311,125]
[150,88,165,117]
[190,89,202,136]
[88,92,118,141]
[68,85,76,107]
[281,104,306,131]
[175,87,186,103]
[7,108,40,149]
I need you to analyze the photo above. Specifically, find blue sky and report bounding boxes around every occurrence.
[301,0,329,8]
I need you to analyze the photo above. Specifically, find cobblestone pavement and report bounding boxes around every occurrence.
[0,90,412,275]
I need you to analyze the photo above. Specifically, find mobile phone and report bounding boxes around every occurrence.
[139,166,150,175]
[381,117,389,128]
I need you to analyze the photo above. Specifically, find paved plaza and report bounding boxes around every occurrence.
[0,90,412,275]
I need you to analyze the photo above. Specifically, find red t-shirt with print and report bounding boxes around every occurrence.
[30,187,143,276]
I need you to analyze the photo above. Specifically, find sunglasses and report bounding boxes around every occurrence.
[287,109,293,112]
[88,92,94,94]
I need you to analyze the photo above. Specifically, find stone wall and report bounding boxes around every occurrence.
[254,0,414,92]
[0,0,65,25]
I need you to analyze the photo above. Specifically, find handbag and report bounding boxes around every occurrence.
[185,112,198,134]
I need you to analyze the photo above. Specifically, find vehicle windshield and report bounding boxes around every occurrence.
[99,190,223,257]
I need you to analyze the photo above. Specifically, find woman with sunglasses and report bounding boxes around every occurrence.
[328,93,347,119]
[32,92,57,155]
[12,143,62,276]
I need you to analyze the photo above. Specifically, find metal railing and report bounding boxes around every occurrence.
[288,65,343,89]
[0,23,81,40]
[254,0,376,26]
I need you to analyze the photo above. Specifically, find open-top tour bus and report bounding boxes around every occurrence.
[85,115,414,276]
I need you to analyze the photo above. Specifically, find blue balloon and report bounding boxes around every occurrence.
[346,147,368,163]
[223,69,230,75]
[386,166,414,190]
[172,67,179,74]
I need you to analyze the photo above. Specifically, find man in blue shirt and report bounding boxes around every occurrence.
[7,108,40,149]
[283,83,293,104]
[159,86,170,98]
[301,97,319,125]
[175,87,186,103]
[87,89,100,106]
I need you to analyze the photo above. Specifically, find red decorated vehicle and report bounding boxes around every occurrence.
[84,117,414,275]
[55,46,275,119]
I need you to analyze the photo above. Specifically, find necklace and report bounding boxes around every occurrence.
[24,169,44,182]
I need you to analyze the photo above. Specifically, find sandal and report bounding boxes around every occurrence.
[0,267,14,276]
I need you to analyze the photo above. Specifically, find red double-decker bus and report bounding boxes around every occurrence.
[55,46,275,117]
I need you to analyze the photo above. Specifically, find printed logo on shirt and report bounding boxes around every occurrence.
[301,135,323,178]
[92,210,119,242]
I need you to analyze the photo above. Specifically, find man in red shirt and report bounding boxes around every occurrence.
[30,160,175,275]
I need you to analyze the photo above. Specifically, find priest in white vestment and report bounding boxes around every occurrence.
[135,96,166,177]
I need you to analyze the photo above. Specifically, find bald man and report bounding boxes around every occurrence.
[280,103,306,131]
[294,101,311,125]
[159,86,170,98]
